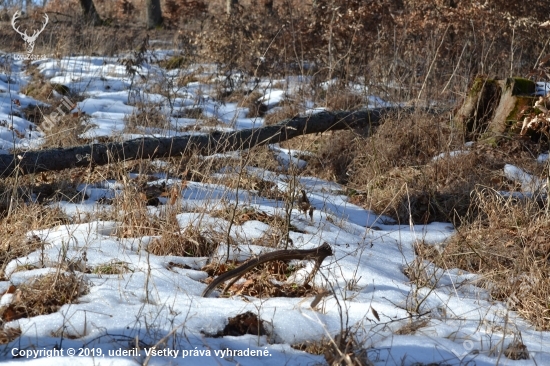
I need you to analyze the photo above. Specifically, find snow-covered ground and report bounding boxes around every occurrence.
[0,51,549,365]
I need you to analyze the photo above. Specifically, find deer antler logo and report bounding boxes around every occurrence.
[12,11,48,54]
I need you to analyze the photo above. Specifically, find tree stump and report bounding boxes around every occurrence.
[454,75,536,140]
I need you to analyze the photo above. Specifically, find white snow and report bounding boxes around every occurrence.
[535,82,550,96]
[537,152,549,163]
[503,164,546,193]
[431,150,469,161]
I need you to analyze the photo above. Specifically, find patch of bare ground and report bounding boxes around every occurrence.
[223,312,266,337]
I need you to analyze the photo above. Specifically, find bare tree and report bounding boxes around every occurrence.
[226,0,238,15]
[146,0,162,29]
[79,0,102,25]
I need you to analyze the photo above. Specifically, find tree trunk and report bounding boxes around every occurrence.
[79,0,102,25]
[226,0,238,15]
[145,0,162,29]
[0,108,413,178]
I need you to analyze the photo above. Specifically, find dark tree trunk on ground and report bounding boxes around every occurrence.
[0,108,416,178]
[79,0,102,25]
[146,0,162,29]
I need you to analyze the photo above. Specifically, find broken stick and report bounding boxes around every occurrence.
[201,242,333,298]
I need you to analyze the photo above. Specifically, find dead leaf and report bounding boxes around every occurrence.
[370,305,380,321]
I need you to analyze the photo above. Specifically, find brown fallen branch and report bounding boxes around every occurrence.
[0,107,418,178]
[201,242,333,298]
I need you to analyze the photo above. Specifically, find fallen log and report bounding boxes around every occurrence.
[0,107,414,178]
[202,242,333,298]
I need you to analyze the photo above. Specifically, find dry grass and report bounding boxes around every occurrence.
[300,130,362,184]
[21,69,56,102]
[0,204,71,279]
[91,261,132,275]
[110,190,178,238]
[1,272,87,322]
[0,327,21,345]
[288,99,550,332]
[322,85,365,111]
[124,104,171,133]
[0,14,170,57]
[292,329,371,366]
[417,188,550,330]
[40,112,91,148]
[330,111,545,225]
[148,227,218,257]
[263,103,301,125]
